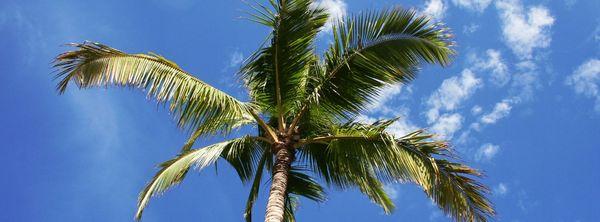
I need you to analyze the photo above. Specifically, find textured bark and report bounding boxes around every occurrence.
[264,143,293,222]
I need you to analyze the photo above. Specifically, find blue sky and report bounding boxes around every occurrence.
[0,0,599,221]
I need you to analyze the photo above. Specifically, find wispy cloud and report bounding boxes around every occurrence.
[312,0,347,32]
[475,143,500,162]
[151,0,198,10]
[229,50,244,68]
[471,105,483,116]
[221,49,244,74]
[459,99,514,144]
[510,60,540,102]
[564,0,577,9]
[359,83,418,138]
[63,91,140,217]
[565,58,600,112]
[67,92,122,157]
[451,0,492,13]
[358,107,419,138]
[388,118,420,138]
[367,84,412,116]
[426,69,483,123]
[593,21,600,44]
[383,184,399,200]
[423,0,447,20]
[481,100,513,124]
[495,0,555,59]
[471,49,510,87]
[429,211,443,221]
[430,113,463,139]
[516,189,539,212]
[0,4,44,64]
[463,23,479,34]
[493,183,509,196]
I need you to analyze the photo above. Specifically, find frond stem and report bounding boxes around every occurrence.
[295,135,378,147]
[274,3,285,132]
[249,109,279,142]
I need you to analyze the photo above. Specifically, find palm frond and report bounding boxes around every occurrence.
[180,128,203,152]
[54,42,254,135]
[283,194,299,222]
[241,0,328,126]
[287,168,327,202]
[298,120,494,221]
[244,148,270,222]
[221,137,270,183]
[299,140,397,213]
[399,132,495,222]
[430,160,495,222]
[300,120,434,185]
[242,0,277,27]
[135,137,264,220]
[302,7,454,118]
[297,120,436,213]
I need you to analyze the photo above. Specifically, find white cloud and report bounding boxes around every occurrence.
[473,49,510,87]
[494,183,509,195]
[475,143,500,162]
[481,100,512,124]
[312,0,347,32]
[0,4,44,63]
[463,23,479,34]
[367,84,412,115]
[564,0,577,9]
[423,0,447,20]
[358,107,419,138]
[383,184,399,200]
[430,113,463,139]
[593,22,600,43]
[229,50,244,68]
[495,0,555,59]
[387,117,420,138]
[458,98,515,144]
[368,84,402,112]
[426,69,483,123]
[565,59,600,111]
[451,0,492,12]
[151,0,198,10]
[429,211,443,221]
[471,105,483,116]
[222,50,245,74]
[510,60,540,102]
[0,11,6,27]
[68,92,122,156]
[359,84,418,138]
[516,189,539,212]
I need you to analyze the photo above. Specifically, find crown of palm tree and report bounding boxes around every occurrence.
[53,1,495,221]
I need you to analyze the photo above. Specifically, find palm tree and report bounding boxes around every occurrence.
[53,1,495,222]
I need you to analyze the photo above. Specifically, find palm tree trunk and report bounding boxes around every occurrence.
[264,143,293,222]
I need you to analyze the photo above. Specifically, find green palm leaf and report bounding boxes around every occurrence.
[53,42,254,135]
[282,195,299,222]
[241,0,328,129]
[244,150,270,222]
[297,120,430,213]
[299,7,455,119]
[282,169,327,222]
[135,137,265,220]
[399,132,495,222]
[297,119,494,221]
